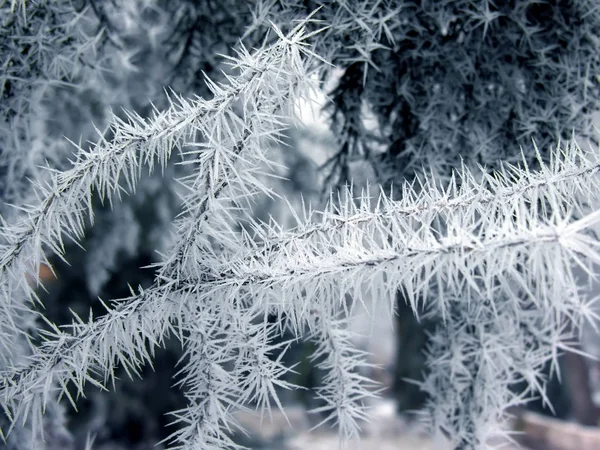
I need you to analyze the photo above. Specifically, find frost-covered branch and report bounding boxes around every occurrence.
[0,17,321,357]
[417,293,581,450]
[3,4,600,449]
[5,137,600,447]
[166,312,244,450]
[0,18,329,446]
[244,139,600,258]
[0,283,179,434]
[198,142,600,325]
[155,28,324,282]
[309,312,378,438]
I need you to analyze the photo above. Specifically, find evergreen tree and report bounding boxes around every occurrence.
[2,1,600,449]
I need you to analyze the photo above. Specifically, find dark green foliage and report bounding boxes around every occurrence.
[256,0,600,184]
[377,1,599,181]
[158,0,255,94]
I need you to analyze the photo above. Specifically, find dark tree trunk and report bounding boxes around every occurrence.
[563,348,600,426]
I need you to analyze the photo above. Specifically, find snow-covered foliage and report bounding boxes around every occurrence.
[0,0,106,208]
[2,1,600,450]
[248,0,600,185]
